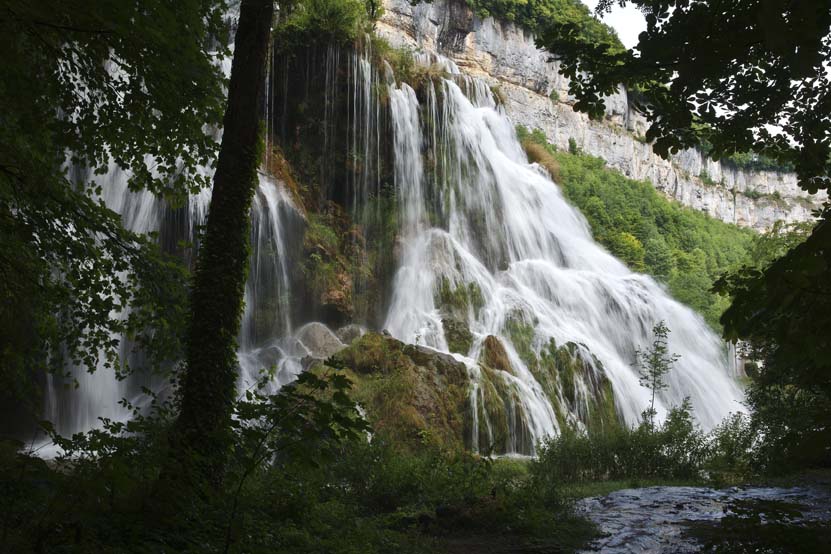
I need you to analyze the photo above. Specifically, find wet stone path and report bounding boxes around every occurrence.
[576,483,831,553]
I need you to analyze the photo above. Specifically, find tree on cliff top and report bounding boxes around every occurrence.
[538,0,831,193]
[467,0,625,52]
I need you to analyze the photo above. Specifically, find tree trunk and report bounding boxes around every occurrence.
[165,0,273,492]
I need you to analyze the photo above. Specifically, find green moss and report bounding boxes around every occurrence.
[504,313,538,370]
[328,332,471,452]
[474,368,510,452]
[475,366,535,454]
[535,339,621,432]
[303,210,356,318]
[480,335,513,374]
[699,169,718,186]
[436,277,485,319]
[490,84,507,105]
[443,317,474,355]
[371,40,449,95]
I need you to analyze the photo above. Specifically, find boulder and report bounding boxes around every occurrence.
[335,323,366,345]
[294,322,345,359]
[442,317,473,355]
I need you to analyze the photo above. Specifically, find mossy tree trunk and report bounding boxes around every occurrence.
[166,0,273,491]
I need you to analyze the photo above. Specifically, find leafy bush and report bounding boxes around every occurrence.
[534,401,710,484]
[465,0,624,54]
[274,0,373,51]
[0,369,594,553]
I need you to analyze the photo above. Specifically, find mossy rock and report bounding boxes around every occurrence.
[436,277,485,320]
[479,335,513,374]
[503,312,538,371]
[536,339,622,432]
[328,332,471,452]
[471,366,538,455]
[442,317,473,355]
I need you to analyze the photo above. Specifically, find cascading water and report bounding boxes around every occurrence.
[382,58,744,452]
[42,169,305,439]
[39,39,743,458]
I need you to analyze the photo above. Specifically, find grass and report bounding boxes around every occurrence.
[563,477,704,499]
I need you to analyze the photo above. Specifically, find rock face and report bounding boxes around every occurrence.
[479,335,512,374]
[377,0,825,231]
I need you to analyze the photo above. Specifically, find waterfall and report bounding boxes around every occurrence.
[43,169,304,439]
[39,41,744,458]
[382,60,744,452]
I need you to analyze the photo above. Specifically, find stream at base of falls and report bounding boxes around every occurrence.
[576,478,831,553]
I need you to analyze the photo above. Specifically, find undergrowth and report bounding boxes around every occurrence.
[0,371,595,554]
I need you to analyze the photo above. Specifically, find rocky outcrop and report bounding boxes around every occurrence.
[377,0,825,231]
[328,332,472,451]
[479,335,512,374]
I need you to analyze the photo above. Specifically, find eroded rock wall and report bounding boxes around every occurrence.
[377,0,825,231]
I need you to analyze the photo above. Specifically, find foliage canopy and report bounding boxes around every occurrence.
[538,0,831,193]
[0,0,228,420]
[467,0,624,53]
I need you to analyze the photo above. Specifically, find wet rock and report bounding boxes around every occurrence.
[301,356,324,371]
[330,332,470,451]
[576,484,831,553]
[336,323,366,345]
[480,335,513,374]
[294,322,345,359]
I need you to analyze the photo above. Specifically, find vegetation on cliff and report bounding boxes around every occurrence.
[3,0,829,552]
[536,0,831,477]
[466,0,623,53]
[517,125,754,328]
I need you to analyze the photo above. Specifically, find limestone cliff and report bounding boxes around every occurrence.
[377,0,825,231]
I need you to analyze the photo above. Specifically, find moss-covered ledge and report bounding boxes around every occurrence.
[326,332,472,451]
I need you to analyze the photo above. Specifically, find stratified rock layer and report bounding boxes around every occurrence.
[377,0,825,231]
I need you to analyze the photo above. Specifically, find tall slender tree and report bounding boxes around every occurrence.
[167,0,275,490]
[636,321,680,431]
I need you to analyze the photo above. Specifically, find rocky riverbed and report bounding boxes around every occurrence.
[576,481,831,553]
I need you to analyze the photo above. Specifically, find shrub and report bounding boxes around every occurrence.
[534,401,710,484]
[274,0,372,51]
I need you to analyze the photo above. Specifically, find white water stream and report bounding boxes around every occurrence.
[382,58,744,450]
[40,45,743,456]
